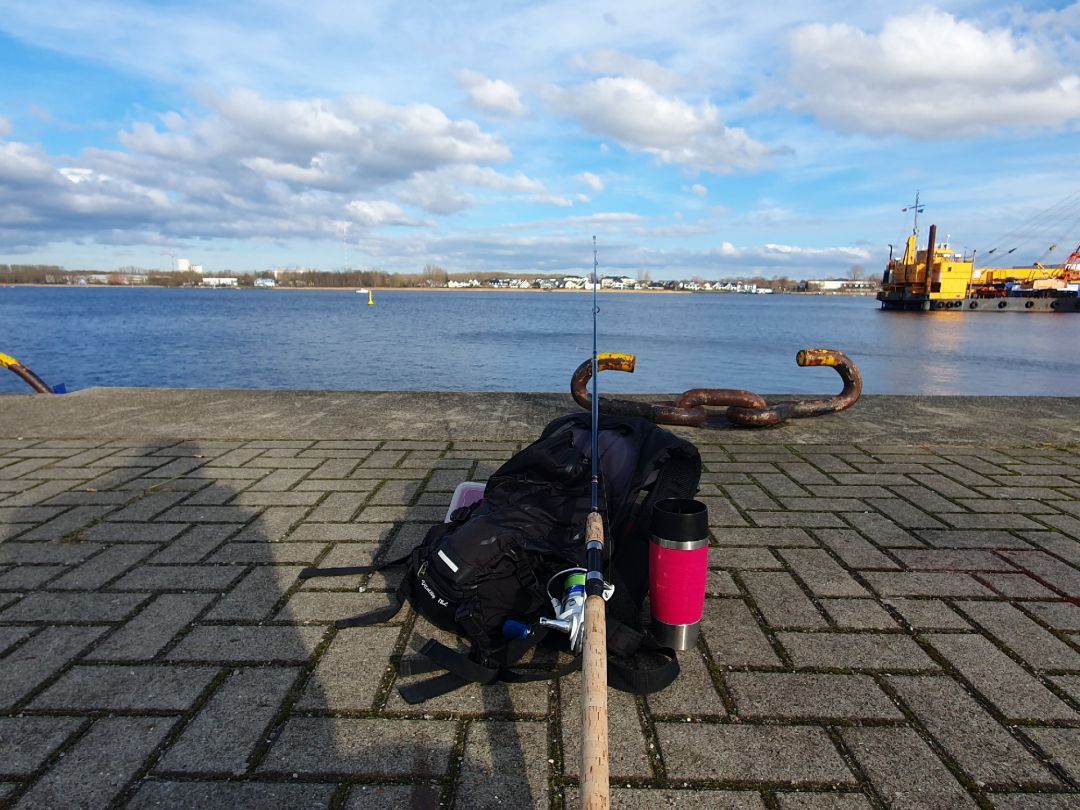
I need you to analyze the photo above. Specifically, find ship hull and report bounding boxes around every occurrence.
[878,294,1080,313]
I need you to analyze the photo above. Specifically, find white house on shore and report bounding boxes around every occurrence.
[201,277,238,287]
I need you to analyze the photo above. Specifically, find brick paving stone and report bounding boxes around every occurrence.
[0,506,67,523]
[288,522,392,543]
[260,717,456,776]
[304,491,364,522]
[924,633,1077,721]
[887,675,1060,786]
[861,572,995,598]
[568,788,767,809]
[111,563,245,591]
[884,598,971,630]
[1023,728,1080,782]
[928,462,993,488]
[944,513,1049,531]
[909,473,986,499]
[168,625,325,662]
[49,543,158,590]
[296,627,400,712]
[81,521,189,544]
[357,504,444,522]
[275,590,396,623]
[1021,531,1080,566]
[369,479,421,505]
[0,541,104,565]
[157,505,260,523]
[209,541,326,564]
[0,479,75,506]
[105,491,188,522]
[999,550,1080,596]
[774,793,873,809]
[894,549,1016,571]
[979,573,1061,599]
[712,547,783,569]
[700,599,781,667]
[128,780,337,808]
[452,720,548,810]
[748,511,846,528]
[0,591,148,623]
[14,716,175,809]
[387,670,550,715]
[230,491,321,507]
[814,529,900,569]
[157,666,300,774]
[658,723,855,785]
[201,565,302,621]
[820,598,899,630]
[19,504,117,541]
[779,549,870,597]
[724,484,779,511]
[1025,602,1080,631]
[712,527,816,547]
[778,632,937,671]
[957,499,1061,513]
[231,505,308,542]
[0,565,65,589]
[863,498,946,530]
[0,626,33,656]
[697,496,748,528]
[151,524,240,563]
[989,795,1080,810]
[842,512,924,548]
[840,726,976,809]
[707,569,740,596]
[645,647,726,718]
[0,717,84,775]
[954,601,1080,670]
[30,663,217,711]
[742,572,828,629]
[89,593,214,660]
[726,672,902,720]
[887,484,967,514]
[560,676,651,780]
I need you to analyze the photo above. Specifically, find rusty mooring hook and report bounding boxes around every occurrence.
[0,352,54,394]
[570,349,861,428]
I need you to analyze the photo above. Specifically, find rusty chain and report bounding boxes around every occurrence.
[570,349,862,428]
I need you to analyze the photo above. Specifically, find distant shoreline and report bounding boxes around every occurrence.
[1,283,877,296]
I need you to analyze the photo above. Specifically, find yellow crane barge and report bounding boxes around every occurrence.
[877,224,1080,313]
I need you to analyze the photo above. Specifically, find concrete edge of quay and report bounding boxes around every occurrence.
[1,388,1078,446]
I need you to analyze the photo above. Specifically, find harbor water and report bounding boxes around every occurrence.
[2,286,1078,396]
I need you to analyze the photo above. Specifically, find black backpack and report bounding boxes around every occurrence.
[300,413,701,704]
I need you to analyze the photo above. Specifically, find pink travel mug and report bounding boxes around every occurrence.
[649,498,709,650]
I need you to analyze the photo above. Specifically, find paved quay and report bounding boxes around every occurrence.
[1,388,1079,809]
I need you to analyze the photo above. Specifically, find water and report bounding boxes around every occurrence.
[1,286,1078,396]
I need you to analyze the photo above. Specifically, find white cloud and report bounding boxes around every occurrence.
[458,70,525,118]
[545,76,774,172]
[0,116,11,137]
[0,89,521,250]
[572,50,683,92]
[579,172,604,192]
[688,183,707,196]
[345,199,414,227]
[786,8,1080,137]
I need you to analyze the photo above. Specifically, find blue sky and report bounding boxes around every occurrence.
[0,0,1078,279]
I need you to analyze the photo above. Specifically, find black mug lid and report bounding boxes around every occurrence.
[650,498,708,542]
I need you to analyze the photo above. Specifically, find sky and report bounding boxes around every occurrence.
[0,0,1078,281]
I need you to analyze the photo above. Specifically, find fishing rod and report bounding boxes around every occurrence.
[581,235,610,809]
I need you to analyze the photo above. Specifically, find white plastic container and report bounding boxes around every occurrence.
[444,481,485,522]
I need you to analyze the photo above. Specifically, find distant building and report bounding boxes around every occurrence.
[254,278,276,288]
[202,277,238,287]
[177,259,191,272]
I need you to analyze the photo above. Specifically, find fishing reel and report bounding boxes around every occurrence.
[539,567,613,652]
